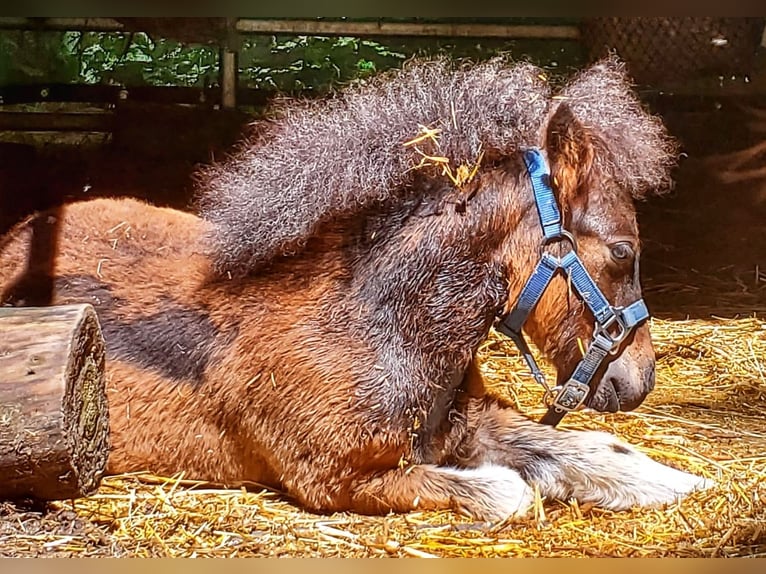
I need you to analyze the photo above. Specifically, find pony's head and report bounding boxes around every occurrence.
[502,59,676,413]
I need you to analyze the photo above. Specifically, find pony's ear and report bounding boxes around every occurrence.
[543,101,595,208]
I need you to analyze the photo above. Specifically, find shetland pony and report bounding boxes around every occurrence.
[0,57,710,519]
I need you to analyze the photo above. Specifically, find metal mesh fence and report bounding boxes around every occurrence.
[581,17,765,86]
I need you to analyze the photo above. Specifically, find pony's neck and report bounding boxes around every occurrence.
[349,168,535,368]
[351,165,542,340]
[338,168,540,448]
[351,216,503,348]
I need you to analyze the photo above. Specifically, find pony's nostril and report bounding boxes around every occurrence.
[587,378,620,413]
[605,378,621,412]
[612,377,646,412]
[644,363,656,393]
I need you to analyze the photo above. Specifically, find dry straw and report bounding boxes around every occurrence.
[1,315,765,557]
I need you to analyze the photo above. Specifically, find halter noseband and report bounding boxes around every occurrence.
[495,148,649,427]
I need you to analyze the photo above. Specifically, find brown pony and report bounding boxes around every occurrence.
[0,56,710,520]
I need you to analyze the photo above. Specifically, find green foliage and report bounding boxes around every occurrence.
[238,35,407,94]
[0,30,219,87]
[63,31,219,87]
[0,26,583,93]
[236,34,583,94]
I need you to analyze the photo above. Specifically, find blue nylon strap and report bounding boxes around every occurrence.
[542,334,612,421]
[560,251,614,325]
[560,251,650,333]
[499,253,559,334]
[567,335,611,389]
[522,148,562,240]
[621,299,649,328]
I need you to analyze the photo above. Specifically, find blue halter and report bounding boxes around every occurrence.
[496,148,649,426]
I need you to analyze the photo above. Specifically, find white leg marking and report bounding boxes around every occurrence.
[439,464,535,521]
[530,431,714,511]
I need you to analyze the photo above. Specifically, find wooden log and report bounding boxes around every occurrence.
[0,304,109,500]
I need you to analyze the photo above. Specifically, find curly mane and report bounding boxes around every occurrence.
[197,55,675,276]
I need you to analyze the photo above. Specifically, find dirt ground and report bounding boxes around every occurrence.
[0,99,765,557]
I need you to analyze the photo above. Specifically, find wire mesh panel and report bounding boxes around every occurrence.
[581,17,765,86]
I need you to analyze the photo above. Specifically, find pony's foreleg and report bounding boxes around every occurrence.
[346,463,534,521]
[457,398,713,512]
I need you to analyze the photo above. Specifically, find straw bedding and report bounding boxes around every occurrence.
[1,69,765,558]
[1,309,764,558]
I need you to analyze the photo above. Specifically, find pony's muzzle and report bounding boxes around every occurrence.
[589,350,655,413]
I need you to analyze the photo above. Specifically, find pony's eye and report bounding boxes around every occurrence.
[610,242,634,262]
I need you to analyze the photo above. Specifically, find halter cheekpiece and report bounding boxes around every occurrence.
[496,148,649,427]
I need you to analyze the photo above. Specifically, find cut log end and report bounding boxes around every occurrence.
[63,304,110,497]
[0,304,109,501]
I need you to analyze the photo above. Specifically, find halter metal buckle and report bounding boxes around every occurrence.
[547,379,590,412]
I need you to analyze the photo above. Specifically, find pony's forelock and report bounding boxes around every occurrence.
[555,55,678,199]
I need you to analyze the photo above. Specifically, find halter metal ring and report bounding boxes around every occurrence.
[539,229,577,257]
[543,386,557,407]
[595,309,629,355]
